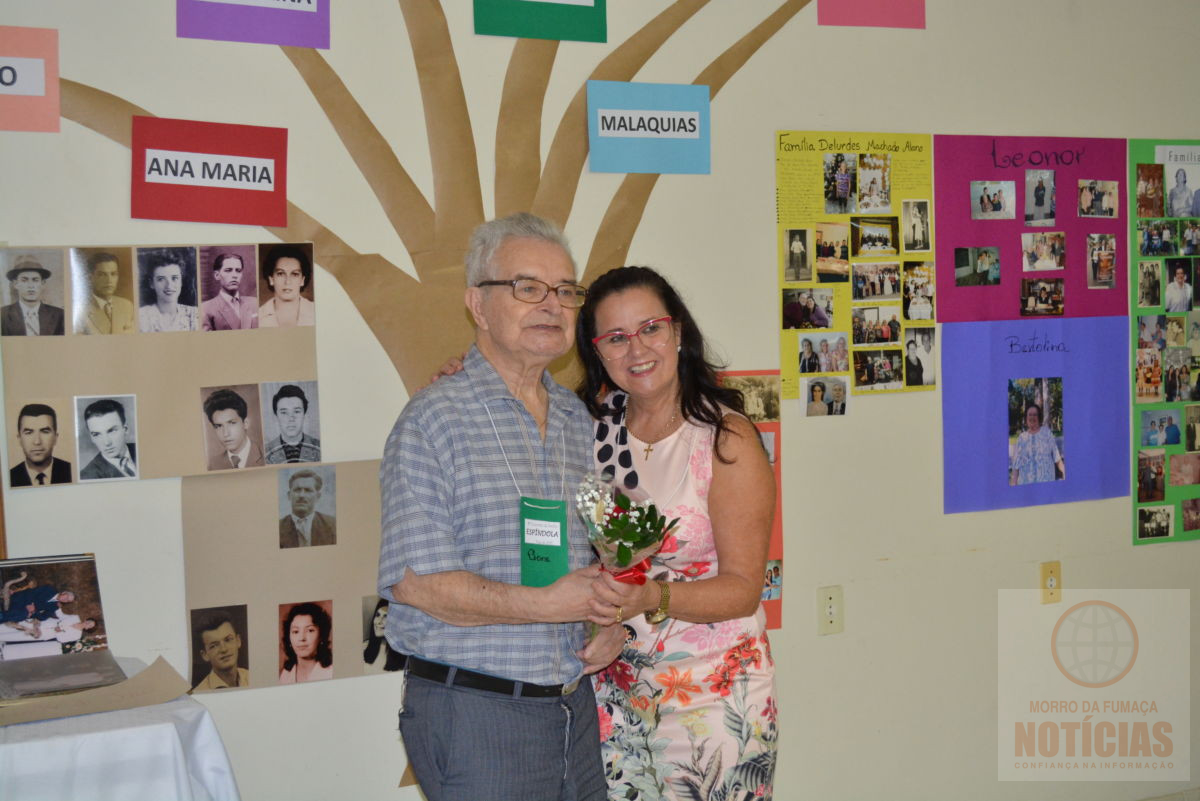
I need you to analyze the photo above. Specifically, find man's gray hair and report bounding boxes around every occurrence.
[464,213,575,287]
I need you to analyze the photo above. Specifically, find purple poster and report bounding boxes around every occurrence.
[942,317,1128,513]
[934,135,1127,322]
[177,0,330,49]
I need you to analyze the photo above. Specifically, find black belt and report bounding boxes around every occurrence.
[403,654,581,698]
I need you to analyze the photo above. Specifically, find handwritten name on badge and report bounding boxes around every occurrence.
[144,149,275,192]
[597,109,700,139]
[524,519,561,547]
[196,0,318,12]
[0,56,46,96]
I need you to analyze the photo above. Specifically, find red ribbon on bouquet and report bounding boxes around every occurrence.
[603,558,652,585]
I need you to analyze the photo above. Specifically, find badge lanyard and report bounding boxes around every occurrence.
[483,401,570,588]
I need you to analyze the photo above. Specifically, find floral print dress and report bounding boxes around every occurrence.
[592,395,777,801]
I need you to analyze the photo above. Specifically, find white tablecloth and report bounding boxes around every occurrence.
[0,661,240,801]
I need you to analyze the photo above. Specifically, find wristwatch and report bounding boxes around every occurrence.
[645,580,671,624]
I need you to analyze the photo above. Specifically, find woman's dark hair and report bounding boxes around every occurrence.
[137,246,197,307]
[262,244,313,290]
[810,381,825,401]
[1026,403,1044,425]
[576,266,746,462]
[363,598,405,672]
[281,602,333,671]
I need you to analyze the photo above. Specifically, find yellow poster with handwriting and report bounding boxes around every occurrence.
[776,131,935,406]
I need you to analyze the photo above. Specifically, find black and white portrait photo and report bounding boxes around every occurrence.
[0,248,66,337]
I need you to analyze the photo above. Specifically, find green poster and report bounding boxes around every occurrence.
[474,0,606,43]
[1129,137,1200,544]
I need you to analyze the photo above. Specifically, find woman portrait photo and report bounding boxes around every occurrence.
[362,596,404,674]
[278,600,333,684]
[1007,377,1064,486]
[136,246,198,333]
[1168,168,1194,218]
[259,243,316,328]
[806,379,828,416]
[798,337,820,373]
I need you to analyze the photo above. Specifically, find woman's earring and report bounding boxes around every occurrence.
[676,344,682,352]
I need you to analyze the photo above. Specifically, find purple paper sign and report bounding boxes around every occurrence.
[177,0,329,49]
[942,317,1129,513]
[934,135,1126,322]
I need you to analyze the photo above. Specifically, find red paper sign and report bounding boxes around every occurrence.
[0,26,59,133]
[131,116,288,226]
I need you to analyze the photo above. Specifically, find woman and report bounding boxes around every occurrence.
[1169,168,1193,218]
[279,601,333,684]
[807,380,829,416]
[817,339,833,372]
[578,266,777,801]
[259,245,316,327]
[798,338,820,373]
[804,294,829,328]
[138,251,198,332]
[904,340,923,386]
[1010,404,1065,485]
[833,336,850,372]
[362,598,404,673]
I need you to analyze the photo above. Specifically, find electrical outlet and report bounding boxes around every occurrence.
[1040,561,1061,604]
[817,585,843,635]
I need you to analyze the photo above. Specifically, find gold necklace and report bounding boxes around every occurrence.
[628,407,680,460]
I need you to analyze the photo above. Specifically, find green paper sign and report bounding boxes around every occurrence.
[474,0,606,43]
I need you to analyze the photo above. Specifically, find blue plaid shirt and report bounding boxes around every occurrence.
[378,346,594,685]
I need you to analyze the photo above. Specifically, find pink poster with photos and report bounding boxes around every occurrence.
[934,135,1127,323]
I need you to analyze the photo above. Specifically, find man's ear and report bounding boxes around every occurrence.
[465,287,489,331]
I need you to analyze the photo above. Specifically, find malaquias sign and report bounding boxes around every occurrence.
[998,590,1189,781]
[586,80,710,175]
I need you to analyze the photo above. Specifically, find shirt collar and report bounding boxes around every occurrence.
[227,436,252,466]
[18,300,41,314]
[462,344,579,426]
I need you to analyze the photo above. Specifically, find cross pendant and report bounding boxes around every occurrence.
[642,442,654,459]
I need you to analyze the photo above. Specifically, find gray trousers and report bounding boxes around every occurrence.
[399,673,606,801]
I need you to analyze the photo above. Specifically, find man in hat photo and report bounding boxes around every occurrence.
[2,256,65,336]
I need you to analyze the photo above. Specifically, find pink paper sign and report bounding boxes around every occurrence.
[0,26,59,133]
[817,0,925,29]
[934,134,1128,322]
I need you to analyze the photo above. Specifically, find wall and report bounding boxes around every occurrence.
[1,2,1198,799]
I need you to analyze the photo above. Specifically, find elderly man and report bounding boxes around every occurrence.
[78,251,136,335]
[378,213,624,801]
[1,257,65,336]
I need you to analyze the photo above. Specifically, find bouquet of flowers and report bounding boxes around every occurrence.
[575,472,678,585]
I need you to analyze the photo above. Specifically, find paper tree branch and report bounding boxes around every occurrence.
[495,38,559,218]
[281,46,435,255]
[532,0,710,226]
[398,0,485,249]
[582,0,812,281]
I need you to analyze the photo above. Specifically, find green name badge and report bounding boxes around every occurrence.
[520,496,568,587]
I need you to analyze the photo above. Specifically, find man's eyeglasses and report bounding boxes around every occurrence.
[591,316,674,360]
[477,278,588,308]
